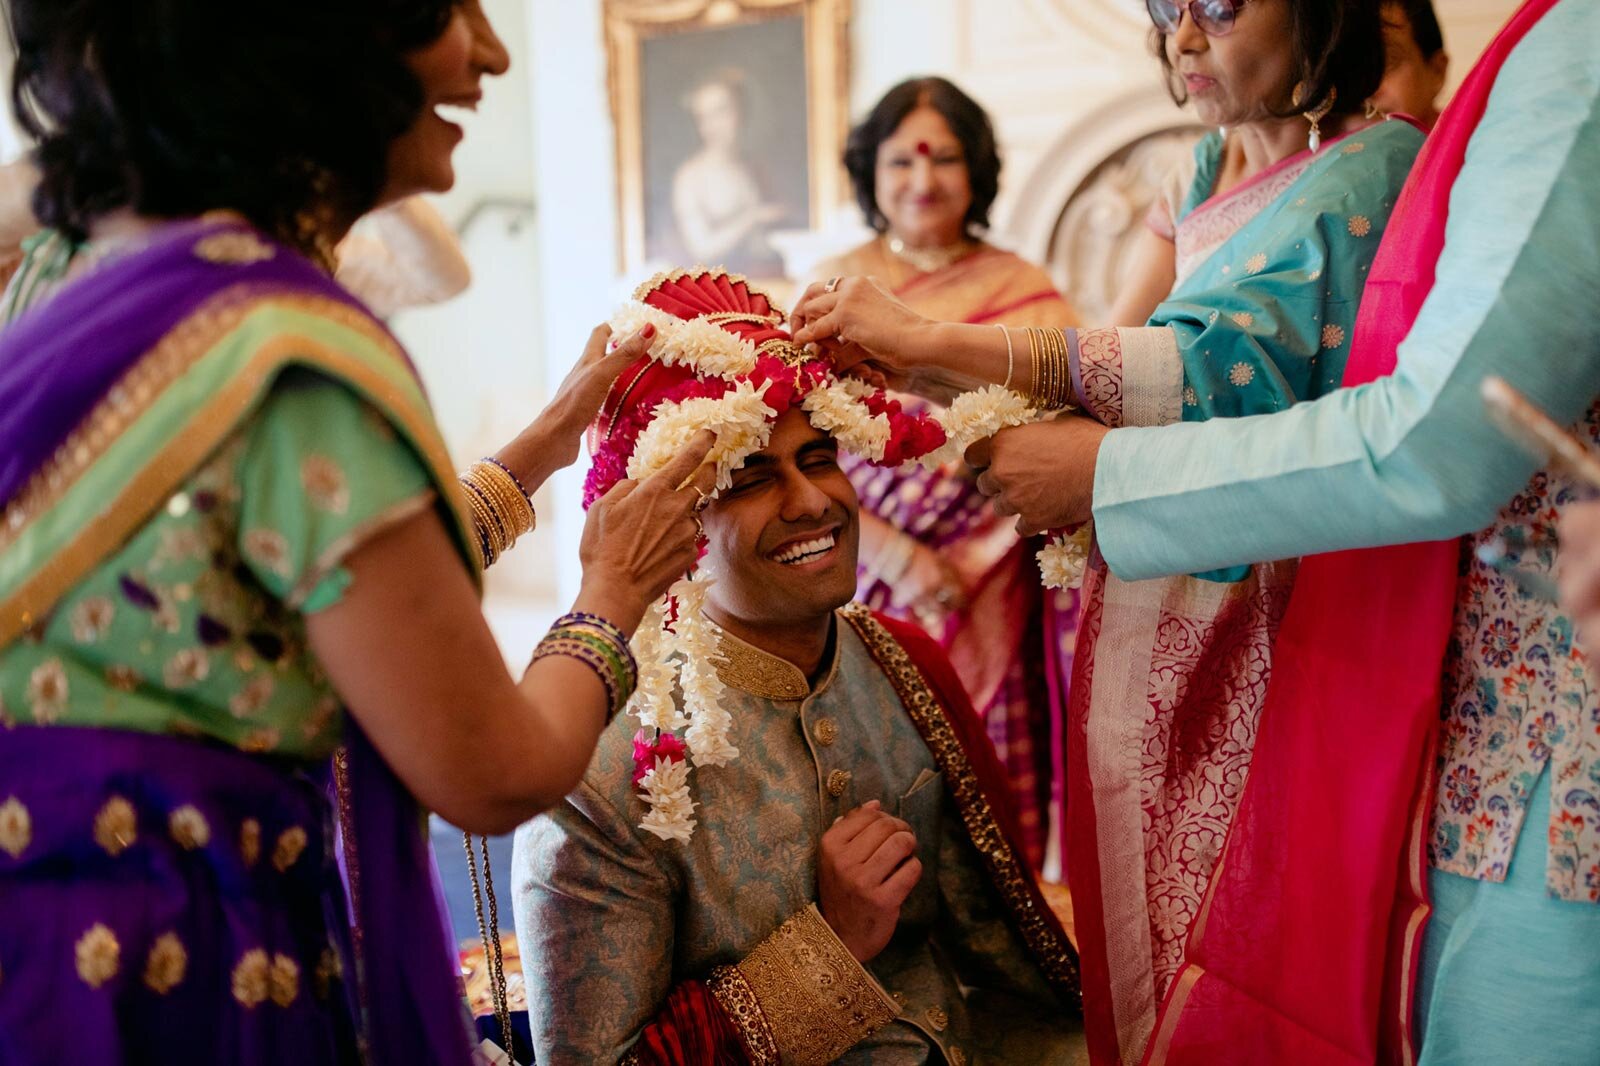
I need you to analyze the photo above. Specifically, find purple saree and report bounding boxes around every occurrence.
[0,219,476,1064]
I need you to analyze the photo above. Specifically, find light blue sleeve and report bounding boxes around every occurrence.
[1092,0,1600,582]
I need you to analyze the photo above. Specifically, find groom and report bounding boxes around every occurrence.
[513,404,1084,1065]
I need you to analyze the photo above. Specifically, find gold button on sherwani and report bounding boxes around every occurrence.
[813,717,839,747]
[826,769,852,797]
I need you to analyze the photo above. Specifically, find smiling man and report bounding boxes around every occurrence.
[512,270,1083,1065]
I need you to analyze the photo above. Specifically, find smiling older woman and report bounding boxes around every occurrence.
[0,2,713,1062]
[812,77,1078,872]
[792,2,1423,1062]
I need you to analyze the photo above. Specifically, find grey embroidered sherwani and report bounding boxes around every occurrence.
[513,605,1085,1065]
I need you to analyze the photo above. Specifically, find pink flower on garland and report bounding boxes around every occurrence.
[632,729,688,787]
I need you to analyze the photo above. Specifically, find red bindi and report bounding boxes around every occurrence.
[915,141,932,157]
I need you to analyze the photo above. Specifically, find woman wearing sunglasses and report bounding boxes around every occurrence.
[791,2,1420,1063]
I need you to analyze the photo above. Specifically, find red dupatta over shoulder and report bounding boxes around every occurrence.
[1141,3,1561,1063]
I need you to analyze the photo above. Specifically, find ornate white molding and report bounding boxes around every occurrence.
[1003,85,1193,261]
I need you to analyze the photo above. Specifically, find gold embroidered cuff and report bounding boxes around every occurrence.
[707,965,781,1065]
[734,904,900,1066]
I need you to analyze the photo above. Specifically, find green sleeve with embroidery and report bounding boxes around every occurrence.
[2,368,440,759]
[234,369,436,614]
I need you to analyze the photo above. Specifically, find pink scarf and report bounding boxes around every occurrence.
[1140,3,1562,1062]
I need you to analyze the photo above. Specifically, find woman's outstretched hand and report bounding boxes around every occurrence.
[576,429,718,633]
[487,323,657,499]
[968,416,1110,535]
[790,276,931,374]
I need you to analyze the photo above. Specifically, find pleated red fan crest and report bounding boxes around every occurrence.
[636,269,791,349]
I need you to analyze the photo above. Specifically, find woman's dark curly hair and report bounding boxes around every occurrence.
[843,77,1001,236]
[7,0,458,251]
[1153,0,1387,119]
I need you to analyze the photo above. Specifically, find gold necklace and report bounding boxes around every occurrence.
[886,234,975,275]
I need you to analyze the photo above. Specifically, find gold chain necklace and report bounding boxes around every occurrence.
[886,234,975,275]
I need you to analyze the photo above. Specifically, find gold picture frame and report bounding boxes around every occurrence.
[603,0,851,281]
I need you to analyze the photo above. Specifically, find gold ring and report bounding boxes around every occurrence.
[692,490,712,515]
[825,276,842,294]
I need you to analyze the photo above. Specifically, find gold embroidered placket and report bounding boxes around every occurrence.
[715,630,811,700]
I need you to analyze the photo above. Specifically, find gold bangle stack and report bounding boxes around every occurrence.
[459,458,536,568]
[1025,327,1075,411]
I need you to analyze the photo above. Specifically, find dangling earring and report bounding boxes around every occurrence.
[1303,86,1338,153]
[1364,99,1381,121]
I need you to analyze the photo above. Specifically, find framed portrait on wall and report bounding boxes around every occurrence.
[603,0,850,281]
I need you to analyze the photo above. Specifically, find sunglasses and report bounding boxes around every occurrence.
[1146,0,1253,36]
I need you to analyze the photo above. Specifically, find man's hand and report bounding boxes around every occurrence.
[817,801,922,964]
[967,416,1111,535]
[1558,500,1600,667]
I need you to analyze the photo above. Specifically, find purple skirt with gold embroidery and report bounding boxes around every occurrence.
[0,725,362,1064]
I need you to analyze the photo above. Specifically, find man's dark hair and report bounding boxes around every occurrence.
[1153,0,1388,118]
[843,76,1001,235]
[8,0,458,252]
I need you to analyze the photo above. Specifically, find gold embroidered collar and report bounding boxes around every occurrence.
[713,615,841,701]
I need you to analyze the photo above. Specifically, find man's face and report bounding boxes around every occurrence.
[701,409,860,629]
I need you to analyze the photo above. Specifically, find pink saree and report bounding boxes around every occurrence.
[1139,3,1561,1063]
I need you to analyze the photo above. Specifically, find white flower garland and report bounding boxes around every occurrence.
[1038,524,1094,591]
[629,569,734,843]
[629,597,686,734]
[626,381,777,494]
[637,757,698,845]
[609,301,758,380]
[802,377,892,462]
[924,385,1040,468]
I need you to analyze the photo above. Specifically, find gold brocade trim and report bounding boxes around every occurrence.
[703,311,783,328]
[1144,965,1204,1065]
[755,339,810,366]
[735,904,899,1066]
[714,626,811,701]
[0,288,475,646]
[707,964,781,1066]
[840,603,1083,1006]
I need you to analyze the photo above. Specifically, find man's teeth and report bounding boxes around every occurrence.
[774,534,837,565]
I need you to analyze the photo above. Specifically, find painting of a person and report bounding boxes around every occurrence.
[672,70,785,269]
